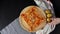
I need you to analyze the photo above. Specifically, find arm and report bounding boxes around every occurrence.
[36,18,60,34]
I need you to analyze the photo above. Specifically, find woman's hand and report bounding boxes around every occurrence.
[50,18,60,25]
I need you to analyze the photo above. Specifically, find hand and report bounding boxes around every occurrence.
[41,18,60,34]
[50,18,60,25]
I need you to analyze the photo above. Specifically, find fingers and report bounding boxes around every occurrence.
[50,18,60,25]
[51,18,55,21]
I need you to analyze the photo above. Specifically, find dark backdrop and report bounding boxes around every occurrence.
[0,0,60,34]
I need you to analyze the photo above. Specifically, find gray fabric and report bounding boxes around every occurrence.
[0,18,35,34]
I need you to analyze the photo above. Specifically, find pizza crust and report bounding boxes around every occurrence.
[19,6,46,32]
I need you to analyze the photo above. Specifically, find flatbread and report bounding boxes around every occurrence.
[19,6,46,32]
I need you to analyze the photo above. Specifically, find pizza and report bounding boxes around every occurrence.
[19,6,46,32]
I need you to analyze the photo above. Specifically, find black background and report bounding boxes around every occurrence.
[0,0,60,34]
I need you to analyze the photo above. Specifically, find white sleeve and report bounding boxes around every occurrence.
[43,23,55,34]
[36,23,55,34]
[34,0,47,10]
